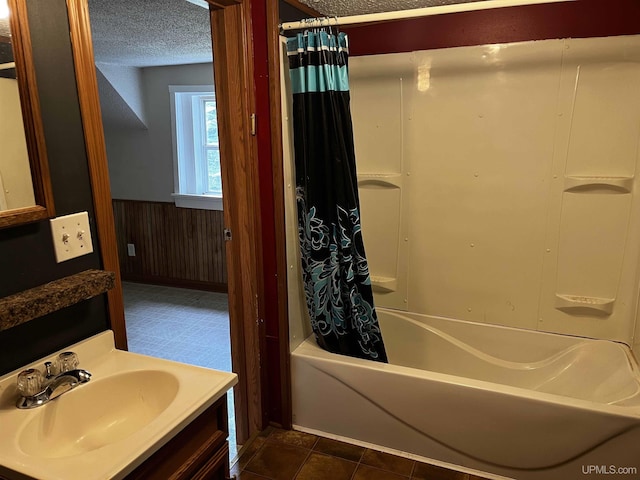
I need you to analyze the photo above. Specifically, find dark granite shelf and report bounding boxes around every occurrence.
[0,270,115,331]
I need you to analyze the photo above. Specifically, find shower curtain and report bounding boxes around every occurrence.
[287,30,387,363]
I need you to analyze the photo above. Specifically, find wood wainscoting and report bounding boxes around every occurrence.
[112,199,228,292]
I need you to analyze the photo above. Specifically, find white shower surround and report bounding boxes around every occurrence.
[281,33,640,480]
[348,35,640,351]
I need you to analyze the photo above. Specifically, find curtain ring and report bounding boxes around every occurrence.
[303,17,313,37]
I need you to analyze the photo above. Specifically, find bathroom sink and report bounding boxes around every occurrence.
[0,331,237,480]
[18,370,179,458]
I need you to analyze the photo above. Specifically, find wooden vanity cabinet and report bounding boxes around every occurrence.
[126,394,231,480]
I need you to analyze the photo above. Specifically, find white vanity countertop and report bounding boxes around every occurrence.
[0,330,238,480]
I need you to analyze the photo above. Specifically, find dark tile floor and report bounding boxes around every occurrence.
[121,281,237,458]
[231,428,490,480]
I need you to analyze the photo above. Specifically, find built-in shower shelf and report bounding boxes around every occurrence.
[555,294,615,315]
[371,276,398,293]
[358,173,402,189]
[564,176,634,193]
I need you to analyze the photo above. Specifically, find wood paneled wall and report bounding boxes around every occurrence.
[112,199,227,291]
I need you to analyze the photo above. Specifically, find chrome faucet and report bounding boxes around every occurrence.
[16,352,91,409]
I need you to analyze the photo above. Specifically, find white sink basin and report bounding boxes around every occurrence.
[0,331,237,480]
[19,370,179,458]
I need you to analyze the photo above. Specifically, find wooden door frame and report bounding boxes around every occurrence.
[261,0,321,429]
[208,0,265,443]
[65,0,126,351]
[65,0,265,444]
[264,0,291,429]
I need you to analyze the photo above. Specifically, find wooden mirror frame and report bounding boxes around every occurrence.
[0,0,55,229]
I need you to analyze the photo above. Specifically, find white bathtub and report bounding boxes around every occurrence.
[291,308,640,479]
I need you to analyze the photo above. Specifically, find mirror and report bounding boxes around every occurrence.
[0,0,54,228]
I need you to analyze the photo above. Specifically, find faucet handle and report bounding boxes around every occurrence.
[44,361,57,378]
[17,369,44,397]
[58,352,79,373]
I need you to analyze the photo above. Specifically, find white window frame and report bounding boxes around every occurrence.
[169,85,223,210]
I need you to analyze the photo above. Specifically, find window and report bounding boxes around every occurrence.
[170,85,222,210]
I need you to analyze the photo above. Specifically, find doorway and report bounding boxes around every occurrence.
[84,0,238,458]
[73,0,268,447]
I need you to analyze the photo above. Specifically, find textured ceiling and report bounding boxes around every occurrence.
[88,0,212,67]
[87,0,488,68]
[298,0,484,17]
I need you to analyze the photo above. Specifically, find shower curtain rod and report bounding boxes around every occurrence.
[280,0,575,32]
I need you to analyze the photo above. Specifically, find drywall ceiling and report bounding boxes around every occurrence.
[88,0,212,67]
[298,0,484,16]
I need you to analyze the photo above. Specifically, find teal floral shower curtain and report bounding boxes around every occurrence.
[287,30,387,363]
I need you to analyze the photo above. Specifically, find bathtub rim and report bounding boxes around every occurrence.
[379,307,640,377]
[379,306,637,351]
[379,306,640,381]
[292,319,640,419]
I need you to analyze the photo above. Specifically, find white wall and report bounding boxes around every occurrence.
[347,35,640,349]
[0,77,35,210]
[104,63,214,201]
[97,63,146,126]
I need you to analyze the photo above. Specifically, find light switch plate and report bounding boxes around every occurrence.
[50,212,94,263]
